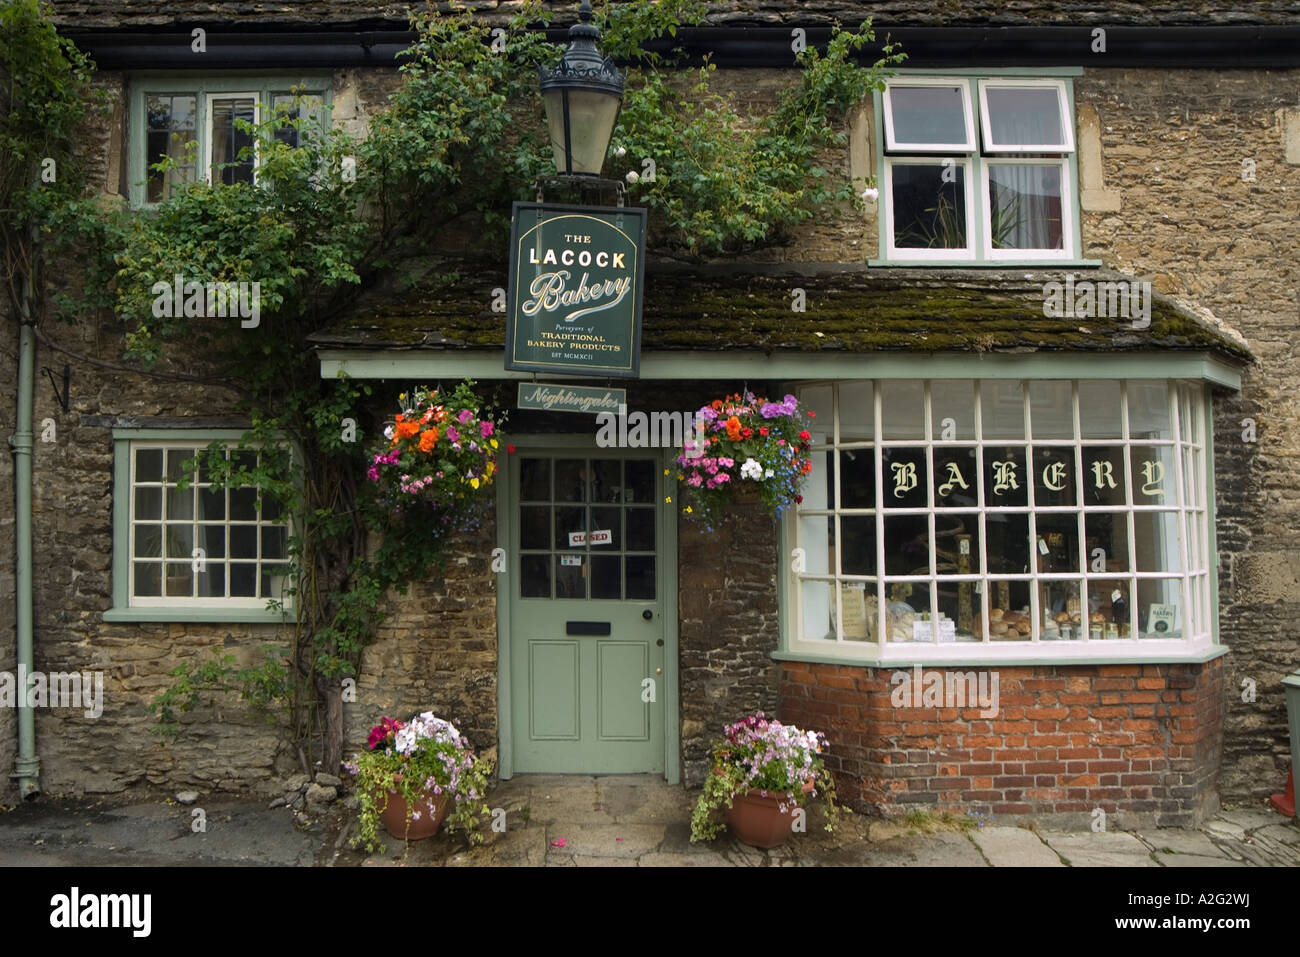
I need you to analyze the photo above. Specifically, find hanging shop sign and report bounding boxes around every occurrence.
[516,382,626,415]
[505,202,647,379]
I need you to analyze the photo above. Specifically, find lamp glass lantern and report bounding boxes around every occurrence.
[539,0,625,177]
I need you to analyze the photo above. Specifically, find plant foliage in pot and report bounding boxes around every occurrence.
[690,712,840,848]
[345,712,492,852]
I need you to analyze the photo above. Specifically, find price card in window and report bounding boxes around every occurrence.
[560,555,582,567]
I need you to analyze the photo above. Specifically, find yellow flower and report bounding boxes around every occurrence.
[665,496,672,504]
[663,468,669,476]
[490,438,498,449]
[470,477,480,489]
[685,506,693,514]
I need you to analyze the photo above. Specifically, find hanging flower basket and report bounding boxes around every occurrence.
[364,381,504,535]
[675,391,815,529]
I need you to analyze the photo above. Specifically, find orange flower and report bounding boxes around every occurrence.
[418,428,439,453]
[725,416,742,441]
[394,421,419,440]
[711,400,723,412]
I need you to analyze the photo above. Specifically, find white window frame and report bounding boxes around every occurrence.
[883,156,976,262]
[784,379,1213,664]
[882,77,976,153]
[980,158,1075,261]
[977,77,1075,153]
[204,92,261,187]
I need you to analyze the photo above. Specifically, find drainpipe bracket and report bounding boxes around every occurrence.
[11,755,40,779]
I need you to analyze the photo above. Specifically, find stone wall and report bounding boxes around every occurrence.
[1074,69,1300,803]
[780,658,1225,827]
[677,503,782,786]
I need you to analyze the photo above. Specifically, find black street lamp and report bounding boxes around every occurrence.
[539,0,625,177]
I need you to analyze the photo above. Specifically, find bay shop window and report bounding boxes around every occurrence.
[787,379,1214,659]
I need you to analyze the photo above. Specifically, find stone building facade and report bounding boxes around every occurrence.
[2,1,1296,827]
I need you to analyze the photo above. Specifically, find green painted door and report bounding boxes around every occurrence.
[510,452,665,773]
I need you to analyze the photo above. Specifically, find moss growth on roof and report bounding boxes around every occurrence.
[310,264,1254,363]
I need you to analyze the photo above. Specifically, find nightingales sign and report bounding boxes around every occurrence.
[505,202,647,379]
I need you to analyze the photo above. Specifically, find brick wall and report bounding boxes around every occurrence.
[780,657,1225,826]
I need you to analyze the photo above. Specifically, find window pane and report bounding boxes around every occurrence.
[881,448,926,508]
[986,512,1030,574]
[930,380,975,441]
[884,515,930,576]
[980,381,1025,440]
[1039,580,1084,639]
[133,562,162,597]
[1130,445,1176,504]
[230,525,258,559]
[145,95,196,202]
[880,380,924,440]
[198,564,226,598]
[1028,381,1074,439]
[626,556,655,600]
[626,507,655,551]
[840,515,878,576]
[1128,381,1172,440]
[884,583,926,642]
[262,525,287,560]
[166,448,196,482]
[230,563,257,597]
[270,93,323,148]
[1082,446,1126,506]
[838,449,877,509]
[1085,510,1129,574]
[165,486,194,521]
[984,446,1028,507]
[801,580,835,640]
[590,555,620,599]
[799,514,834,575]
[837,381,874,443]
[1078,381,1123,439]
[136,448,164,482]
[1034,513,1080,573]
[983,86,1066,148]
[987,164,1063,251]
[625,459,655,504]
[200,524,226,559]
[210,97,256,186]
[521,505,551,550]
[163,524,193,561]
[230,487,258,521]
[197,486,225,520]
[1138,578,1182,638]
[1135,511,1181,573]
[520,457,550,501]
[133,524,162,558]
[165,564,193,597]
[934,448,977,507]
[555,556,584,599]
[891,164,968,250]
[522,555,551,598]
[135,487,163,521]
[1031,446,1077,507]
[984,582,1033,640]
[591,460,620,504]
[887,84,970,147]
[555,460,587,502]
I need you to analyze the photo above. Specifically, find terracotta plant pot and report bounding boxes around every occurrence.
[377,783,452,840]
[725,789,802,849]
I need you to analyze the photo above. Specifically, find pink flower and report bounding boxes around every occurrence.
[457,408,474,425]
[480,421,494,438]
[446,425,459,443]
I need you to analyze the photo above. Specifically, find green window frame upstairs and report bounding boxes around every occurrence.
[128,76,332,207]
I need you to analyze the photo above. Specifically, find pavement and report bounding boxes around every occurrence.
[1,775,1296,867]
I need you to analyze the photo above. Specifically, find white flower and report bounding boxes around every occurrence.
[383,425,395,441]
[614,146,627,158]
[625,170,640,184]
[764,468,774,479]
[740,457,763,481]
[860,186,879,203]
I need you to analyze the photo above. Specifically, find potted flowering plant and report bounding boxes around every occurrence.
[365,380,503,532]
[675,391,815,529]
[344,711,493,853]
[690,712,839,848]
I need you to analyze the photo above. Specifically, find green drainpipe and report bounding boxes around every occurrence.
[11,303,39,798]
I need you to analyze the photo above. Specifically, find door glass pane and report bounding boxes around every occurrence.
[888,84,969,147]
[589,507,621,549]
[591,460,621,504]
[590,556,621,599]
[520,505,551,550]
[626,507,655,551]
[624,460,654,504]
[555,557,585,599]
[522,555,552,598]
[555,460,587,502]
[890,164,967,250]
[626,556,655,600]
[555,506,586,549]
[520,457,550,501]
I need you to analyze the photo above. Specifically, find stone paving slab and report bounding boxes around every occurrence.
[1155,852,1248,867]
[1142,828,1231,859]
[546,822,664,861]
[639,851,727,866]
[863,831,989,867]
[1039,830,1157,867]
[970,826,1064,866]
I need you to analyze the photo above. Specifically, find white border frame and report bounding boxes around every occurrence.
[883,77,976,153]
[977,77,1076,153]
[883,156,976,261]
[980,158,1076,261]
[127,439,290,610]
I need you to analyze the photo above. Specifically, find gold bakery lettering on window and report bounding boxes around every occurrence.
[922,457,1165,497]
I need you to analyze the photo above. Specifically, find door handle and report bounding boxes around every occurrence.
[642,609,653,621]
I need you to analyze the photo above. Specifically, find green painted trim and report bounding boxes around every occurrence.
[320,351,1242,386]
[113,428,252,440]
[103,607,290,624]
[495,456,514,779]
[1206,384,1221,647]
[127,76,332,208]
[772,644,1229,669]
[777,512,791,666]
[660,445,681,786]
[897,67,1085,77]
[111,437,131,611]
[873,87,887,261]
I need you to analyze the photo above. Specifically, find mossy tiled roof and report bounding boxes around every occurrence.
[309,261,1254,364]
